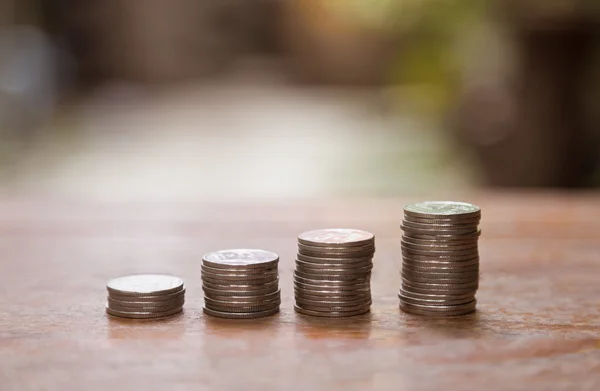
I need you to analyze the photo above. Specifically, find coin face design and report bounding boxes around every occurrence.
[298,229,374,246]
[106,274,184,295]
[404,201,480,216]
[203,249,279,266]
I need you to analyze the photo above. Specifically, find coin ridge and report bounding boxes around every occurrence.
[106,274,185,297]
[105,305,183,319]
[202,306,279,319]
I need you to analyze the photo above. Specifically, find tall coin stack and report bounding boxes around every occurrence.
[399,201,481,316]
[294,229,375,317]
[106,274,185,319]
[201,249,281,319]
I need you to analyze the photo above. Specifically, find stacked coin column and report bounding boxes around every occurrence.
[201,249,281,319]
[106,274,186,319]
[294,229,375,317]
[399,201,481,316]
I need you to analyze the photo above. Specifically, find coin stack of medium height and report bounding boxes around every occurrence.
[294,229,375,317]
[105,274,186,319]
[201,249,281,319]
[399,201,481,316]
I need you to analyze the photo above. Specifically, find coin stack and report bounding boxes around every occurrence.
[294,229,375,317]
[105,274,185,319]
[201,249,281,319]
[399,201,481,316]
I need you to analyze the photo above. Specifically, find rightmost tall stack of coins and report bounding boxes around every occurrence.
[399,201,481,316]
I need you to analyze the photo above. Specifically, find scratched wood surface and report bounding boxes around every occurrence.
[0,192,599,391]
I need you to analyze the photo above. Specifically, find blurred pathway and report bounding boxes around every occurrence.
[0,78,472,201]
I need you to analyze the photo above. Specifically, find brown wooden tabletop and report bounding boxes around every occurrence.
[1,192,599,391]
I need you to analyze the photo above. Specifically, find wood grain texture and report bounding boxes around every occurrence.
[1,192,599,391]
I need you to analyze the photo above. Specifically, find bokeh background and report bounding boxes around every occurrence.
[1,0,599,200]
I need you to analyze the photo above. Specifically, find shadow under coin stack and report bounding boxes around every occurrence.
[106,274,185,319]
[201,249,281,319]
[294,229,375,317]
[399,201,481,316]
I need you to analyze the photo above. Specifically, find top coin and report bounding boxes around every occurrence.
[404,201,480,219]
[106,274,184,296]
[202,249,279,269]
[298,229,374,247]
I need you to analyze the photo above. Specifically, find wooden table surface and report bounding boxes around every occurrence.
[1,192,599,391]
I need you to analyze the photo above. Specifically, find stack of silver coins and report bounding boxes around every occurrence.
[201,249,281,319]
[294,229,375,317]
[399,201,481,316]
[105,274,185,319]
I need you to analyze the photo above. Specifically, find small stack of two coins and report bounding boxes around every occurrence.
[106,274,185,319]
[399,201,481,317]
[201,249,281,319]
[294,229,375,317]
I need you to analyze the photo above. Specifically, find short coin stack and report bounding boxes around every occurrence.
[399,201,481,316]
[106,274,185,319]
[294,229,375,317]
[201,249,281,319]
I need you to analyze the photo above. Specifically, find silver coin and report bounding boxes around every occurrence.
[201,268,278,281]
[403,238,480,248]
[401,240,478,251]
[402,248,479,259]
[294,271,370,283]
[402,278,478,295]
[202,285,279,298]
[399,287,475,301]
[202,306,279,319]
[402,260,479,270]
[298,248,375,259]
[401,220,480,230]
[105,305,183,319]
[398,292,474,306]
[401,273,478,285]
[294,291,371,303]
[294,278,370,291]
[201,275,278,286]
[294,286,371,296]
[294,304,370,318]
[401,283,476,296]
[202,249,279,269]
[294,269,371,281]
[295,258,372,269]
[106,274,184,297]
[204,289,281,302]
[298,242,375,253]
[402,277,478,289]
[400,225,479,237]
[399,299,477,312]
[204,296,281,312]
[403,215,481,225]
[401,268,479,280]
[108,288,185,302]
[296,303,372,314]
[295,296,372,307]
[296,253,374,264]
[202,279,279,291]
[399,304,476,317]
[107,297,185,310]
[298,228,374,247]
[401,282,477,295]
[204,301,281,313]
[402,267,479,277]
[201,264,277,275]
[402,253,480,263]
[404,201,481,219]
[295,265,373,277]
[402,230,482,241]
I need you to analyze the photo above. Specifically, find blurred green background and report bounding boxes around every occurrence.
[0,0,598,200]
